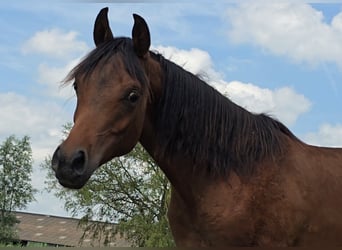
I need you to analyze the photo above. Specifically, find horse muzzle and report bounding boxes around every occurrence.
[51,146,91,189]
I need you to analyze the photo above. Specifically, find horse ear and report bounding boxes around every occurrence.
[132,14,151,58]
[93,7,114,47]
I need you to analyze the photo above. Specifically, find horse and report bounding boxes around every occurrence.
[51,7,342,246]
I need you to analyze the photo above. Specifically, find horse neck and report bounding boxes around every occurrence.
[139,55,205,204]
[139,117,204,206]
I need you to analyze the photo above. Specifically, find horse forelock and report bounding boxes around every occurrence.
[63,37,148,90]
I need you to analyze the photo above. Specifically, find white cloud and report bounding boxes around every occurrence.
[0,92,69,163]
[22,28,89,99]
[226,2,342,67]
[37,58,81,99]
[215,81,311,126]
[153,46,223,81]
[155,45,311,127]
[303,123,342,147]
[22,28,89,60]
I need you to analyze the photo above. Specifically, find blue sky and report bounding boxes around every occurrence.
[1,1,342,217]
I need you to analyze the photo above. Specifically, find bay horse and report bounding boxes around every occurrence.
[52,8,342,246]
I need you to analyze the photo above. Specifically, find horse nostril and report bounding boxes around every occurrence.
[71,150,87,175]
[52,146,61,172]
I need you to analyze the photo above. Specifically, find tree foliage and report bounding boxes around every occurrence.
[0,135,35,243]
[43,124,174,247]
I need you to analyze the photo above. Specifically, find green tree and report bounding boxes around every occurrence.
[0,135,36,244]
[43,124,174,247]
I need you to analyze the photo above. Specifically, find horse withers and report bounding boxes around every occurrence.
[52,8,342,246]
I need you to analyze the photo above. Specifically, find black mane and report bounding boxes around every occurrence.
[152,53,299,176]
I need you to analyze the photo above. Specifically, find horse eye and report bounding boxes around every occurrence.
[127,91,140,103]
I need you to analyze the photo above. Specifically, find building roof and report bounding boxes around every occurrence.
[14,211,130,247]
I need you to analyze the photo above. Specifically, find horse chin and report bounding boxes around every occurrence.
[58,178,87,189]
[55,169,93,190]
